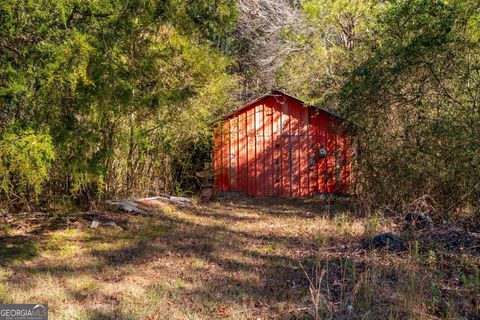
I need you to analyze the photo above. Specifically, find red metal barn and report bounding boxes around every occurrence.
[214,91,352,197]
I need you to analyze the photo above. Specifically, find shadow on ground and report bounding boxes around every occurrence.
[2,197,349,318]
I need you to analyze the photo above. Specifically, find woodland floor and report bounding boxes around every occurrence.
[0,197,478,319]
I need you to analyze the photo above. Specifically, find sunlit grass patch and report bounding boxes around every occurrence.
[2,225,13,234]
[8,271,69,311]
[68,275,97,293]
[0,282,11,303]
[81,219,171,261]
[0,267,12,281]
[42,229,83,257]
[146,285,165,301]
[87,219,169,242]
[144,279,191,306]
[263,244,275,254]
[115,282,168,318]
[161,204,177,215]
[189,257,209,270]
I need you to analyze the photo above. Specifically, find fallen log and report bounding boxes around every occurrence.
[105,200,152,215]
[135,195,192,207]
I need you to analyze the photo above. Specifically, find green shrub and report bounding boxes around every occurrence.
[0,124,55,201]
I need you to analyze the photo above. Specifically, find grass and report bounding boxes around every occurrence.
[0,197,478,319]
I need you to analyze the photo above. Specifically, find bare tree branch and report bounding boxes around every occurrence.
[234,0,304,96]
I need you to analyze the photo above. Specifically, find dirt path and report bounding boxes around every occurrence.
[0,198,352,319]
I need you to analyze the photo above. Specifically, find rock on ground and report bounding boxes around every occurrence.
[365,232,403,251]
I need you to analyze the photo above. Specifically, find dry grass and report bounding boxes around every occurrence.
[0,198,478,319]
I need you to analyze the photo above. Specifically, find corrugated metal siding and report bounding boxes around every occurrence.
[214,93,352,197]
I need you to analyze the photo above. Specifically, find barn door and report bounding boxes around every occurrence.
[278,135,309,197]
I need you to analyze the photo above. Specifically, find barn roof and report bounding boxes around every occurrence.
[222,90,346,121]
